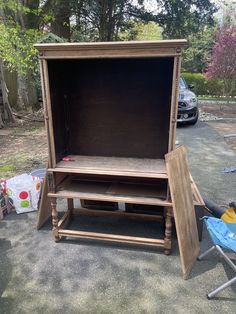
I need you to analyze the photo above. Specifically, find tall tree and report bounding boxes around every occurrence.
[0,59,14,127]
[42,0,71,41]
[0,0,221,117]
[157,0,217,39]
[182,26,216,73]
[70,0,218,41]
[18,1,40,109]
[0,1,41,110]
[205,26,236,97]
[214,0,236,26]
[71,0,154,41]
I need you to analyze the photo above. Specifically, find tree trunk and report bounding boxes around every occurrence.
[14,0,40,110]
[17,71,38,110]
[0,60,15,127]
[24,0,40,29]
[99,0,107,41]
[4,68,18,110]
[98,0,122,41]
[107,0,114,41]
[51,0,71,41]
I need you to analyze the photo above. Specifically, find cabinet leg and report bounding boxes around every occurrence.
[164,207,173,255]
[51,198,60,242]
[67,198,74,219]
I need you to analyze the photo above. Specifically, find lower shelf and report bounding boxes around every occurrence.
[54,206,171,251]
[49,176,171,207]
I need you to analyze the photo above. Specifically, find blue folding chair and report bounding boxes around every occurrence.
[198,217,236,299]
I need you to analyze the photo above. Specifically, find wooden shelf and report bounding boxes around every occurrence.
[48,176,171,207]
[49,155,167,179]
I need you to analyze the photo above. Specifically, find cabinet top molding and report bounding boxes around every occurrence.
[34,39,187,59]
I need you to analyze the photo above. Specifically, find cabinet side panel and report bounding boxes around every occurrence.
[39,60,56,167]
[168,56,181,152]
[39,60,51,166]
[42,60,56,166]
[47,61,69,162]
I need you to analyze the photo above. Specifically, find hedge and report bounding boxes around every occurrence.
[182,72,236,97]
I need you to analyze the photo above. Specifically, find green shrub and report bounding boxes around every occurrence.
[182,72,225,96]
[205,79,225,96]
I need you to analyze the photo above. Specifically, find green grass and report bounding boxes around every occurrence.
[0,165,17,172]
[198,96,236,103]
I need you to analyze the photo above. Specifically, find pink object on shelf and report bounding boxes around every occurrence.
[62,156,75,161]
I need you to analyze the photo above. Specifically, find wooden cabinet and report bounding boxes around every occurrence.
[36,40,186,167]
[36,41,204,276]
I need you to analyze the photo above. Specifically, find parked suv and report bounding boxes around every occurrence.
[177,77,199,125]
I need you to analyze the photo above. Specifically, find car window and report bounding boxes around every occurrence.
[179,77,187,89]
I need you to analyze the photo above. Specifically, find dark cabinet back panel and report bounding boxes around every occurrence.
[48,58,174,161]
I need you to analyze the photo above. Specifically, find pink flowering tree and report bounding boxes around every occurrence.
[205,26,236,98]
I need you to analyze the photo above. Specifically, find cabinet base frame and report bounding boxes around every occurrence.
[55,202,172,254]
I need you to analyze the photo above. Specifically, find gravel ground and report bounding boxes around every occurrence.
[0,120,236,313]
[0,122,47,179]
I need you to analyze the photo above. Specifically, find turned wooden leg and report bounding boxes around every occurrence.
[51,198,60,242]
[164,207,173,255]
[67,198,74,219]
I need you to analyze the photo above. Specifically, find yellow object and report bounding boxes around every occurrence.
[221,207,236,223]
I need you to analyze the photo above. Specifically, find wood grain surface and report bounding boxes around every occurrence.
[165,146,200,279]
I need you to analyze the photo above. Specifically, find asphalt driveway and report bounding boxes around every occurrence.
[177,121,236,205]
[0,121,236,314]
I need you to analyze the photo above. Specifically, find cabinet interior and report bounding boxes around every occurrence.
[48,57,174,163]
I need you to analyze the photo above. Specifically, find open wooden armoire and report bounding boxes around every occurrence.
[35,41,204,278]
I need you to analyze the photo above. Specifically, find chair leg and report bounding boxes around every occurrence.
[207,276,236,299]
[197,246,216,261]
[215,245,236,272]
[203,245,236,299]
